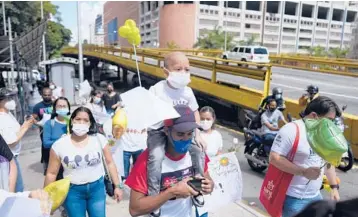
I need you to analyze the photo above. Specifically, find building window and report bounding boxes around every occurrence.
[224,1,240,9]
[205,9,209,13]
[210,10,214,14]
[215,11,219,15]
[246,1,261,11]
[200,1,219,6]
[245,24,251,29]
[200,9,204,13]
[163,1,174,5]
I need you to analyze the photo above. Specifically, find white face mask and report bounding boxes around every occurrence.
[4,100,16,111]
[72,123,89,136]
[167,71,191,89]
[200,120,213,131]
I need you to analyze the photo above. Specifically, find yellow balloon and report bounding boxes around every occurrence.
[119,25,131,38]
[134,34,141,46]
[125,19,137,28]
[44,178,70,213]
[133,27,140,35]
[112,109,128,139]
[118,19,141,46]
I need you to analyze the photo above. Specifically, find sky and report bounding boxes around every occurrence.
[52,1,105,46]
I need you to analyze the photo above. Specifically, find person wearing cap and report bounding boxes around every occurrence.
[0,88,35,192]
[126,105,214,217]
[146,52,206,217]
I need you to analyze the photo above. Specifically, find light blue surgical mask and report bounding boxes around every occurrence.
[56,108,69,117]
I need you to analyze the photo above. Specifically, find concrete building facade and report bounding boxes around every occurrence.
[103,1,358,53]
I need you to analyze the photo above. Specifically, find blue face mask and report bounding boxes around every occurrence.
[170,131,193,154]
[56,109,69,117]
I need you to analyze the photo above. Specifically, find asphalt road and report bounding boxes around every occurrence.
[118,53,358,115]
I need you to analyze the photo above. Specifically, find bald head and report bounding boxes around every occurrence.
[163,52,190,74]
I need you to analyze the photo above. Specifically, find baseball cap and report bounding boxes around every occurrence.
[164,105,201,132]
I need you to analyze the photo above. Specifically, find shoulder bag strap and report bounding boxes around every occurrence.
[95,134,113,184]
[288,122,300,162]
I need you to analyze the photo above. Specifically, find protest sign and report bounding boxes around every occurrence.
[197,152,243,216]
[0,197,51,217]
[120,87,179,129]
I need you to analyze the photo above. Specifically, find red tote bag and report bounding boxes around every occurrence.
[259,123,300,217]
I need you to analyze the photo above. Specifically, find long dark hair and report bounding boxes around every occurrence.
[90,89,104,106]
[69,107,97,135]
[200,106,217,129]
[51,97,71,119]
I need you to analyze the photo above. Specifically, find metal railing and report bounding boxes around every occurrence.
[61,46,358,156]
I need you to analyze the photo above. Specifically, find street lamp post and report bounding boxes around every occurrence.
[77,1,84,83]
[2,1,6,36]
[224,1,228,52]
[41,1,46,74]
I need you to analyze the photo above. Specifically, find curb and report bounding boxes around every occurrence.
[236,201,269,217]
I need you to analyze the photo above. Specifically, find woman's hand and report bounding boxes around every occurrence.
[113,187,123,202]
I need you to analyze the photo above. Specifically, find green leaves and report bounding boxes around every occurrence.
[194,26,235,50]
[0,2,71,59]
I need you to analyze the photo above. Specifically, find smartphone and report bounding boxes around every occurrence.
[187,178,204,192]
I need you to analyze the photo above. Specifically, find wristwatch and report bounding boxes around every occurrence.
[115,182,124,189]
[330,184,339,190]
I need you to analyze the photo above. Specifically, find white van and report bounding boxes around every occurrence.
[222,46,270,69]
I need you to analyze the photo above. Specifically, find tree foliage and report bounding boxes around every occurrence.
[239,34,259,46]
[194,26,235,50]
[328,47,349,58]
[0,1,71,59]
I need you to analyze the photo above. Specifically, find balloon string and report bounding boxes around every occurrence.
[132,44,142,87]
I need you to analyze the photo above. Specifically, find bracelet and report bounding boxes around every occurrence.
[330,184,339,190]
[115,182,124,189]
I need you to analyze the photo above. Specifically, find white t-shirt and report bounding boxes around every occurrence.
[0,112,21,155]
[52,87,63,99]
[52,134,108,185]
[126,150,194,217]
[149,80,199,129]
[271,120,325,199]
[85,103,109,125]
[202,130,223,158]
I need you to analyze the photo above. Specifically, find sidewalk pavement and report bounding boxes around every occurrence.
[18,130,267,217]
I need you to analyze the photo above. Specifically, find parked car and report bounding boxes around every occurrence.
[222,46,270,69]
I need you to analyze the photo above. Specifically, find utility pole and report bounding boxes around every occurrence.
[260,1,266,46]
[41,1,46,74]
[89,24,92,44]
[77,1,84,82]
[224,1,228,51]
[2,1,6,36]
[8,18,14,87]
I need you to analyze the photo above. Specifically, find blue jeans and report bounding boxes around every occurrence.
[282,194,323,217]
[64,177,106,217]
[123,149,143,179]
[14,156,24,192]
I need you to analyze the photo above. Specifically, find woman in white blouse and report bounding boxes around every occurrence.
[44,107,123,217]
